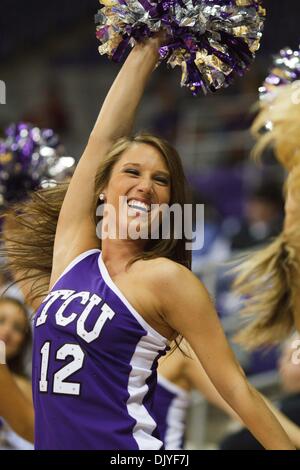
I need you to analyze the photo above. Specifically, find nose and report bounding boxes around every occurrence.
[136,177,153,198]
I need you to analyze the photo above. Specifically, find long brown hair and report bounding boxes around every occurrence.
[1,133,191,308]
[233,84,300,349]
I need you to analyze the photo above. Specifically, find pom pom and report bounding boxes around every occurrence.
[0,123,75,207]
[259,45,300,102]
[95,0,266,95]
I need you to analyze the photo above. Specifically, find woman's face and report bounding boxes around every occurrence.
[0,301,28,360]
[103,143,171,241]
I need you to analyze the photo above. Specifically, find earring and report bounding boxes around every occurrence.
[99,193,105,202]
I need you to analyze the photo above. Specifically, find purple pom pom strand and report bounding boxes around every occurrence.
[0,123,75,207]
[95,0,266,95]
[259,45,300,102]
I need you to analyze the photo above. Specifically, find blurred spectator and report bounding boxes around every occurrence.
[230,182,284,251]
[188,166,246,222]
[219,335,300,450]
[22,80,69,134]
[191,191,230,271]
[0,297,33,450]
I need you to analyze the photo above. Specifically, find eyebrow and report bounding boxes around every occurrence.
[122,162,170,177]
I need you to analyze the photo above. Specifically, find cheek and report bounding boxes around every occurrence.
[10,330,24,348]
[106,178,132,203]
[0,322,11,338]
[158,187,171,205]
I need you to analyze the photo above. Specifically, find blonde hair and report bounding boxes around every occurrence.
[252,81,300,170]
[233,84,300,349]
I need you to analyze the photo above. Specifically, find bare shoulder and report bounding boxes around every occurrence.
[134,258,213,323]
[140,257,192,286]
[140,257,206,299]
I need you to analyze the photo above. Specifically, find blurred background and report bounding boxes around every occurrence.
[1,0,300,449]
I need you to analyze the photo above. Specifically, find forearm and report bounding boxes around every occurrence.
[0,365,34,442]
[91,41,160,143]
[261,395,300,449]
[187,359,242,423]
[193,363,299,444]
[205,387,242,423]
[227,382,295,450]
[53,40,162,241]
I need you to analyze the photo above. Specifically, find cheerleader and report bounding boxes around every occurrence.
[2,37,295,449]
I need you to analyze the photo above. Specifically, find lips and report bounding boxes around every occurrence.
[127,199,151,213]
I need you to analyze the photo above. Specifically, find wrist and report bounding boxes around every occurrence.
[132,41,160,60]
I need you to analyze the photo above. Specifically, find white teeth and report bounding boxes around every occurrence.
[127,199,150,213]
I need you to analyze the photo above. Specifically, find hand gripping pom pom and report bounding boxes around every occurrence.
[95,0,266,95]
[0,123,75,207]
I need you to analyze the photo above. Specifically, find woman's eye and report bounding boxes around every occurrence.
[124,169,139,176]
[155,177,169,185]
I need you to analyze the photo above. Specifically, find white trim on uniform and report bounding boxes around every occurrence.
[164,393,190,450]
[127,335,166,450]
[98,252,169,344]
[50,249,101,292]
[160,378,191,450]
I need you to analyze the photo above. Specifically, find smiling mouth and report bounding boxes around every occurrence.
[127,199,151,214]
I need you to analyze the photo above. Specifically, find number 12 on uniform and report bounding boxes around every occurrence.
[39,342,85,396]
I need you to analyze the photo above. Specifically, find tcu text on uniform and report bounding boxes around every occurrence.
[36,289,116,343]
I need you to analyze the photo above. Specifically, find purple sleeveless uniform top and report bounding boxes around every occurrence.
[32,249,169,450]
[154,376,190,450]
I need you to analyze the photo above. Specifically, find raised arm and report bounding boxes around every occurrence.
[51,38,162,286]
[155,262,295,450]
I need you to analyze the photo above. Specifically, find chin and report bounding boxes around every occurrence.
[5,351,14,362]
[5,345,19,361]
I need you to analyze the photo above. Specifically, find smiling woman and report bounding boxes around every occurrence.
[1,36,296,450]
[99,146,171,246]
[93,134,190,269]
